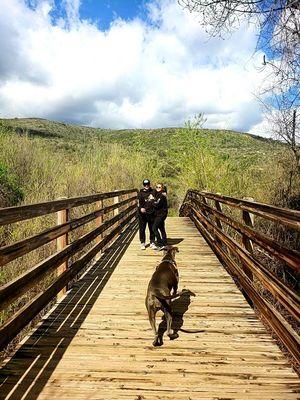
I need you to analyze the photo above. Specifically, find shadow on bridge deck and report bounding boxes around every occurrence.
[0,221,138,400]
[1,217,299,400]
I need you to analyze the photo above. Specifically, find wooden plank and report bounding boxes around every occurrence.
[190,207,300,322]
[0,211,137,350]
[0,217,299,400]
[190,212,300,364]
[0,204,137,311]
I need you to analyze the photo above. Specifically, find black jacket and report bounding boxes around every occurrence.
[137,188,155,215]
[153,191,168,217]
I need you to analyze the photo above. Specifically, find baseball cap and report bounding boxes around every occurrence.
[143,179,150,186]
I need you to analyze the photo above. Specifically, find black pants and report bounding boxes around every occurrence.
[152,215,167,246]
[139,213,155,243]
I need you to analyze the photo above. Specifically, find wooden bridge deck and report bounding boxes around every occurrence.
[1,217,299,400]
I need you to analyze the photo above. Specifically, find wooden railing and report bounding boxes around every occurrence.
[0,189,138,350]
[180,190,300,364]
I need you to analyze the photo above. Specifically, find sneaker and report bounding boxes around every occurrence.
[150,242,156,249]
[158,245,166,251]
[140,243,146,250]
[152,244,162,251]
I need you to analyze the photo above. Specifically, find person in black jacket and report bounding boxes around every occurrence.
[152,183,168,249]
[137,179,156,250]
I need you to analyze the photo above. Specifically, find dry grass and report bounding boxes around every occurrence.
[0,120,298,365]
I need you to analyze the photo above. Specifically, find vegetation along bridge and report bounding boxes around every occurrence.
[0,188,299,399]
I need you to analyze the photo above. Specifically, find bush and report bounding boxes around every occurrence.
[0,163,23,207]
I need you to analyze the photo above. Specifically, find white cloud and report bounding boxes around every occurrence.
[0,0,270,132]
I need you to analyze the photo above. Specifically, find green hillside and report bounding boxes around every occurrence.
[2,117,277,157]
[0,117,287,213]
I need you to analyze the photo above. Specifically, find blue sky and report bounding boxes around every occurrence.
[47,0,149,29]
[79,0,148,29]
[0,0,274,135]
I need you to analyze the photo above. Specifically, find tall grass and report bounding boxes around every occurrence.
[0,120,298,359]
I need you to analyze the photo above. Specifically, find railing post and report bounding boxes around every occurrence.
[95,199,103,260]
[214,202,222,229]
[114,192,120,217]
[200,193,209,218]
[241,197,254,282]
[214,195,227,252]
[57,199,69,299]
[113,192,120,237]
[239,197,255,307]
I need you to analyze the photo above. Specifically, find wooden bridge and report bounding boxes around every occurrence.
[0,189,299,399]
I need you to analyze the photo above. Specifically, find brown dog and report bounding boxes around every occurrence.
[145,245,185,346]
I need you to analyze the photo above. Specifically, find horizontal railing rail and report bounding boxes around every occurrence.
[187,190,300,230]
[180,189,300,364]
[0,188,138,351]
[0,195,137,267]
[0,189,137,226]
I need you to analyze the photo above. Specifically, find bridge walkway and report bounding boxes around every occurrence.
[0,217,299,399]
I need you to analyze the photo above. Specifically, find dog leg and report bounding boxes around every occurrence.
[148,308,162,346]
[172,283,178,296]
[164,308,179,340]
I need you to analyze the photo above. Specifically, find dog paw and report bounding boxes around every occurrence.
[168,332,179,340]
[153,338,163,347]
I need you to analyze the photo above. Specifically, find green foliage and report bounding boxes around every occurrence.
[0,117,286,212]
[0,163,24,207]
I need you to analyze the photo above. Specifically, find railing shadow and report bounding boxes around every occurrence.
[0,221,138,400]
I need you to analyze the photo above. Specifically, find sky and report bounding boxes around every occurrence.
[0,0,272,135]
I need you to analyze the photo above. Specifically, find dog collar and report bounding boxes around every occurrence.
[164,258,177,269]
[171,261,177,269]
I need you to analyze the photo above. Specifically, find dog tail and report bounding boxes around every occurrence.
[154,290,184,301]
[178,328,206,333]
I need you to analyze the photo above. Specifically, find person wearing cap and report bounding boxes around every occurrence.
[137,179,157,250]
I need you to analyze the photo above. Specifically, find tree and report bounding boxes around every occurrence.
[178,0,300,139]
[179,0,300,208]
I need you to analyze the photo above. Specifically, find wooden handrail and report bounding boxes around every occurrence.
[180,190,300,364]
[0,195,137,266]
[188,197,300,272]
[0,188,137,226]
[0,188,138,351]
[188,190,300,230]
[191,207,300,321]
[0,203,137,310]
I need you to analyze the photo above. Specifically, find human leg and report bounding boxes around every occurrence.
[147,215,156,244]
[139,213,147,244]
[152,216,163,246]
[158,216,167,246]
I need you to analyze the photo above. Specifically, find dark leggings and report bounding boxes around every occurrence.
[152,215,167,246]
[139,213,155,243]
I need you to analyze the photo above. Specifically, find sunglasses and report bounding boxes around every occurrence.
[156,185,162,189]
